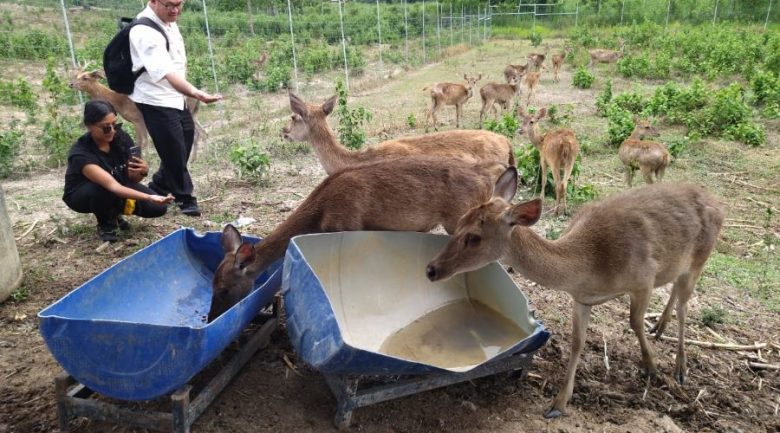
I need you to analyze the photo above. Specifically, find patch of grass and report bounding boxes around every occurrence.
[702,252,780,312]
[700,304,727,327]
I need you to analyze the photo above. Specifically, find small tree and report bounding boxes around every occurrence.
[335,80,372,150]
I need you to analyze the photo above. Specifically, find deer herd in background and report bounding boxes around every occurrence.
[68,41,722,419]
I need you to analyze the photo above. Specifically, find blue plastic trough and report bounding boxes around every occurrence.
[283,231,550,376]
[38,228,282,401]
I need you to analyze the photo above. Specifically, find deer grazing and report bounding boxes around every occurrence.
[619,118,671,187]
[588,38,626,66]
[517,107,579,216]
[423,74,482,130]
[208,157,513,321]
[283,93,515,174]
[551,47,572,83]
[69,67,207,160]
[479,73,523,125]
[527,44,549,71]
[524,71,542,107]
[503,63,528,84]
[426,179,725,419]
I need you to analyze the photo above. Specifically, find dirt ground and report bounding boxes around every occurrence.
[1,39,779,433]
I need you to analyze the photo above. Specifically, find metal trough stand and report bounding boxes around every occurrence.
[54,302,279,433]
[324,351,535,430]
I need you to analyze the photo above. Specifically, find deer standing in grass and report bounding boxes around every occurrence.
[503,63,528,84]
[524,71,542,107]
[479,73,523,125]
[70,68,207,160]
[527,44,549,71]
[518,107,579,216]
[423,74,482,130]
[551,47,572,83]
[619,119,670,187]
[426,178,725,419]
[283,93,515,174]
[588,38,626,66]
[209,157,513,321]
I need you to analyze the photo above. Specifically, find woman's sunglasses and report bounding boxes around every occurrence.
[100,122,123,134]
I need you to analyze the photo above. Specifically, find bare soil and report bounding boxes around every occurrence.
[1,39,779,433]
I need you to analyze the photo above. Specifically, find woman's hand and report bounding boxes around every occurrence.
[128,156,149,183]
[148,193,175,205]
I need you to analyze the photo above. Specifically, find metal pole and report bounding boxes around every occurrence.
[286,0,298,93]
[469,9,472,45]
[620,0,626,25]
[450,3,453,46]
[665,0,671,28]
[376,0,383,74]
[765,0,773,29]
[486,0,490,40]
[201,0,219,94]
[59,0,83,103]
[713,0,719,25]
[461,4,465,44]
[338,0,349,91]
[532,4,536,36]
[575,0,579,27]
[404,0,409,64]
[437,2,441,58]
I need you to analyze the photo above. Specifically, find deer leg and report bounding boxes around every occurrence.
[133,121,148,150]
[640,165,654,184]
[649,287,678,339]
[672,269,700,385]
[551,166,563,216]
[455,104,463,128]
[559,159,576,216]
[630,289,658,378]
[546,302,591,419]
[539,159,548,201]
[656,166,666,182]
[625,167,635,187]
[479,101,487,125]
[427,100,440,131]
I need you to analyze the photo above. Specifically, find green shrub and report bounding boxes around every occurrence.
[483,111,520,138]
[666,136,690,159]
[229,139,271,183]
[572,67,594,89]
[335,80,372,150]
[606,104,634,146]
[0,125,22,178]
[595,79,613,117]
[751,70,780,117]
[43,58,78,106]
[612,90,646,114]
[700,305,727,327]
[0,78,37,118]
[725,122,766,147]
[39,107,81,167]
[530,33,542,47]
[406,113,417,128]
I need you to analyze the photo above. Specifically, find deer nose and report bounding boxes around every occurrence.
[425,264,438,281]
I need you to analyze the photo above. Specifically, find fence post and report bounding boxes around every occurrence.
[422,0,427,64]
[461,4,465,44]
[766,0,773,29]
[285,0,298,93]
[532,4,537,36]
[575,0,580,27]
[437,2,441,58]
[665,0,671,28]
[713,0,719,25]
[200,0,220,94]
[620,0,626,25]
[337,0,349,91]
[450,3,454,47]
[376,0,383,74]
[59,0,83,104]
[404,0,409,64]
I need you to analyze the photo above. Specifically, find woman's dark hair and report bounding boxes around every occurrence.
[83,99,117,125]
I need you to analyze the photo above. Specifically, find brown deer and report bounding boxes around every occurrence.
[69,68,207,160]
[479,73,522,125]
[524,71,542,107]
[426,180,725,419]
[503,63,528,84]
[551,47,572,83]
[283,93,515,174]
[619,119,671,187]
[518,107,579,216]
[588,38,626,66]
[208,157,513,321]
[423,74,482,130]
[527,44,549,71]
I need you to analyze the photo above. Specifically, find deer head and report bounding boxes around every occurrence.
[69,69,105,91]
[282,92,337,142]
[463,73,482,97]
[630,117,661,140]
[208,224,257,321]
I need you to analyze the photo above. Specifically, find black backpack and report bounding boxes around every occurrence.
[103,17,169,94]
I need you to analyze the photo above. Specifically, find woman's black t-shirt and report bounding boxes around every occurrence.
[63,129,135,199]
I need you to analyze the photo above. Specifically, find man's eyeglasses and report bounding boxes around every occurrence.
[100,122,123,134]
[159,0,185,11]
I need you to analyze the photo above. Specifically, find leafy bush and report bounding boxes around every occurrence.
[751,70,780,118]
[335,80,372,150]
[0,78,37,117]
[606,104,634,146]
[229,139,271,183]
[572,67,594,89]
[595,79,613,117]
[546,104,574,126]
[725,122,766,147]
[530,33,542,47]
[666,136,690,159]
[483,111,520,138]
[701,305,727,327]
[612,90,646,114]
[43,58,78,106]
[0,125,22,178]
[39,106,81,167]
[406,113,417,129]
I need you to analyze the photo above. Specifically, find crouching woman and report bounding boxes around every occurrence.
[63,100,174,242]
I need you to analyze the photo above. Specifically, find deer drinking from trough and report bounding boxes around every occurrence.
[423,74,482,130]
[282,93,515,175]
[588,38,626,66]
[551,47,572,83]
[517,107,579,216]
[426,179,725,418]
[479,73,523,125]
[619,118,671,187]
[208,156,513,321]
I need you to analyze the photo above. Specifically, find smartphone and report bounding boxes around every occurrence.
[129,145,141,158]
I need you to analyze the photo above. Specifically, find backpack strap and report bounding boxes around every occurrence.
[129,17,170,80]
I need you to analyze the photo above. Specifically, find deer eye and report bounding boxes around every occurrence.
[464,234,482,247]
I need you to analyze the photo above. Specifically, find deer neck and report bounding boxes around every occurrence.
[308,121,355,174]
[527,125,545,150]
[503,227,586,292]
[627,129,645,141]
[243,206,319,277]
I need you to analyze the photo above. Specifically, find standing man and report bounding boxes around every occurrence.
[129,0,221,217]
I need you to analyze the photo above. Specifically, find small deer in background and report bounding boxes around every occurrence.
[517,107,579,216]
[551,46,572,83]
[208,156,513,321]
[527,44,549,71]
[589,38,626,66]
[69,67,207,161]
[524,70,542,107]
[479,73,522,125]
[426,180,725,419]
[283,93,515,174]
[423,74,482,131]
[618,118,670,187]
[503,63,528,84]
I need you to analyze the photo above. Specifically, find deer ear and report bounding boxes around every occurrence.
[221,224,243,253]
[322,95,337,116]
[505,199,542,227]
[289,92,308,117]
[235,243,255,269]
[536,107,547,120]
[493,167,518,202]
[516,106,527,118]
[92,70,105,79]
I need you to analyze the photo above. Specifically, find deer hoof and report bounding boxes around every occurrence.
[544,407,564,419]
[641,365,658,380]
[674,366,687,385]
